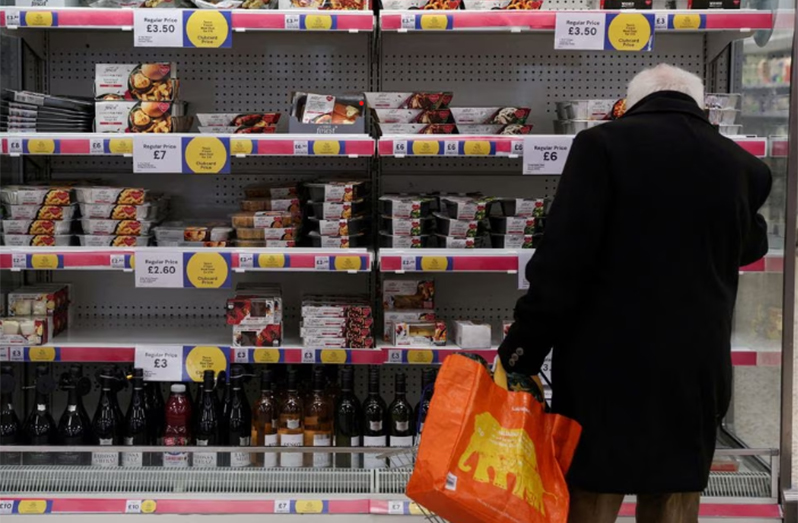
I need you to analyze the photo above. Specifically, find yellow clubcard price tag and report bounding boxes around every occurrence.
[412,141,440,155]
[305,15,333,30]
[28,347,56,362]
[183,137,229,174]
[184,346,227,382]
[184,10,231,48]
[295,500,324,514]
[184,252,230,288]
[606,13,653,51]
[419,256,450,271]
[671,14,701,29]
[320,349,347,364]
[419,14,449,30]
[407,350,435,364]
[253,348,281,364]
[24,12,53,26]
[26,139,55,154]
[108,138,134,155]
[29,254,59,269]
[258,253,286,269]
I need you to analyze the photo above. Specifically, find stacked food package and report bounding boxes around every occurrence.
[228,283,283,347]
[488,197,547,249]
[301,295,374,349]
[1,90,94,133]
[380,0,542,9]
[379,194,435,248]
[306,180,371,248]
[2,185,77,246]
[1,284,71,346]
[382,279,446,347]
[77,186,166,247]
[196,112,281,134]
[232,183,302,247]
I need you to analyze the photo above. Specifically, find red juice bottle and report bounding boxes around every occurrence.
[163,383,192,468]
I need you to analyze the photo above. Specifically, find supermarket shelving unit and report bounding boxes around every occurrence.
[0,1,795,521]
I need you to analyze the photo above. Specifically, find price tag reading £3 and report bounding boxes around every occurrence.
[134,345,183,382]
[134,9,183,47]
[554,12,605,51]
[522,136,572,175]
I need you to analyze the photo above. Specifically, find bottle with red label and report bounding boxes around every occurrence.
[163,383,192,468]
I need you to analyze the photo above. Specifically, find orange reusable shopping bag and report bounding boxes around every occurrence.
[406,354,582,523]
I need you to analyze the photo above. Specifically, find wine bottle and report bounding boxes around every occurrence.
[226,365,252,468]
[278,368,304,468]
[252,369,278,468]
[56,369,89,466]
[388,372,414,467]
[194,370,220,468]
[144,382,164,467]
[362,366,387,469]
[218,370,231,467]
[304,366,333,468]
[0,365,22,465]
[92,366,122,467]
[415,368,436,438]
[334,366,362,469]
[163,383,192,468]
[23,365,56,466]
[122,369,149,467]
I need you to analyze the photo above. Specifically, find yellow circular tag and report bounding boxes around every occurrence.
[17,501,47,514]
[606,13,652,52]
[184,346,227,382]
[185,252,229,288]
[420,256,449,271]
[141,500,157,514]
[408,503,424,515]
[412,141,440,155]
[25,12,53,26]
[129,254,136,269]
[320,349,347,364]
[30,254,59,269]
[230,138,254,156]
[407,350,435,364]
[463,141,491,156]
[108,138,133,155]
[183,137,228,174]
[295,500,324,514]
[419,14,448,30]
[333,256,362,271]
[253,348,281,364]
[258,253,286,269]
[312,141,341,155]
[28,347,56,362]
[185,10,230,48]
[27,139,55,154]
[305,15,333,30]
[672,14,701,29]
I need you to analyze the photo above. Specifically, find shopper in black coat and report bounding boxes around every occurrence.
[499,64,772,522]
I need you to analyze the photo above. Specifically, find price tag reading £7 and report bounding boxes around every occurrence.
[134,345,183,382]
[554,12,605,51]
[134,9,183,47]
[135,251,182,288]
[522,136,572,175]
[133,135,182,173]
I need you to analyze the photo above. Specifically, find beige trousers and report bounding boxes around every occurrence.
[568,488,701,523]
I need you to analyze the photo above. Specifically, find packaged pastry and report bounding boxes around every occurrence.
[3,220,73,235]
[242,184,298,199]
[309,216,369,237]
[75,187,149,205]
[307,231,366,248]
[235,227,298,240]
[8,284,70,316]
[79,203,160,221]
[497,198,549,218]
[383,279,434,310]
[384,310,437,341]
[94,63,178,102]
[435,234,479,249]
[0,317,48,345]
[1,186,73,206]
[373,109,453,124]
[227,296,282,325]
[450,107,531,125]
[379,123,457,135]
[240,198,302,214]
[81,219,153,236]
[379,232,431,249]
[234,239,297,248]
[433,213,483,238]
[453,320,492,350]
[232,323,283,347]
[77,234,151,247]
[3,204,77,221]
[305,181,369,203]
[489,216,537,235]
[231,211,297,229]
[154,222,234,244]
[94,101,189,133]
[196,112,280,127]
[3,234,72,247]
[392,321,447,347]
[365,92,454,110]
[380,215,434,236]
[379,195,433,219]
[490,233,537,249]
[308,200,368,220]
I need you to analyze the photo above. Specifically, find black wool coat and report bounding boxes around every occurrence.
[498,91,772,494]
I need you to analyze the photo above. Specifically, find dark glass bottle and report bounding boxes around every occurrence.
[23,365,56,465]
[415,368,437,438]
[122,369,149,467]
[362,366,387,469]
[144,381,164,466]
[0,365,22,465]
[226,365,252,468]
[304,366,333,468]
[334,366,362,469]
[218,370,231,467]
[252,369,278,468]
[388,372,414,445]
[56,370,89,466]
[278,368,304,468]
[92,366,122,467]
[194,370,220,468]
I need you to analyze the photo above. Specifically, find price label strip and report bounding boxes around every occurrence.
[285,14,338,30]
[393,140,497,157]
[3,347,62,363]
[135,345,230,382]
[133,136,230,174]
[299,140,345,156]
[91,138,135,155]
[232,348,285,364]
[6,11,58,27]
[401,13,453,30]
[667,13,706,30]
[5,138,59,155]
[134,9,232,48]
[11,254,64,270]
[554,12,655,52]
[314,255,367,272]
[399,256,453,272]
[13,500,53,515]
[135,251,232,289]
[522,136,573,175]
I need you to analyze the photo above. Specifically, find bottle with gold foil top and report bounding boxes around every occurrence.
[252,369,278,468]
[278,368,304,467]
[304,366,333,468]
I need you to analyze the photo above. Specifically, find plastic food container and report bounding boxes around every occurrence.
[240,198,301,214]
[3,220,73,235]
[555,100,616,121]
[441,197,489,220]
[81,219,153,236]
[74,187,149,205]
[234,239,297,248]
[305,181,369,203]
[79,203,159,221]
[706,108,739,125]
[379,195,433,218]
[156,240,229,247]
[379,215,434,236]
[433,213,484,238]
[1,186,74,206]
[243,184,298,199]
[309,216,370,237]
[77,234,151,247]
[718,124,743,136]
[235,227,298,240]
[308,231,366,248]
[3,234,72,247]
[490,233,537,249]
[560,120,608,134]
[497,198,549,218]
[435,234,479,249]
[705,93,741,110]
[3,204,77,221]
[230,211,296,229]
[308,199,368,220]
[379,232,431,248]
[153,222,234,243]
[489,216,537,235]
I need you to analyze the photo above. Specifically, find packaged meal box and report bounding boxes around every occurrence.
[373,109,453,124]
[95,63,178,102]
[94,101,189,133]
[365,92,454,110]
[450,107,531,125]
[279,0,366,9]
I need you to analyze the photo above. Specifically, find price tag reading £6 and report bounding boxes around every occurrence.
[134,345,183,382]
[554,12,605,51]
[134,9,183,47]
[135,251,182,288]
[133,135,182,173]
[522,136,572,175]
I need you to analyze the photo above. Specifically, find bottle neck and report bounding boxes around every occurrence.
[66,387,79,406]
[1,392,13,407]
[34,390,49,407]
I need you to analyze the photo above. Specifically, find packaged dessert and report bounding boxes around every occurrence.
[196,112,280,128]
[454,320,492,349]
[279,0,367,9]
[3,220,73,235]
[0,317,48,345]
[380,215,434,236]
[234,239,297,248]
[75,187,149,205]
[1,186,73,206]
[555,100,616,121]
[154,222,234,243]
[94,101,189,133]
[295,93,364,125]
[199,125,276,134]
[233,323,283,347]
[79,203,160,221]
[309,216,369,237]
[365,92,454,110]
[8,284,70,315]
[379,232,431,249]
[450,107,531,125]
[434,213,483,238]
[379,196,433,219]
[240,198,302,214]
[436,234,479,249]
[392,321,447,347]
[441,196,489,220]
[3,234,72,247]
[489,216,537,235]
[383,279,434,310]
[77,235,151,247]
[94,63,178,102]
[235,227,298,241]
[373,109,453,124]
[490,233,537,249]
[308,200,368,220]
[384,310,437,341]
[81,219,153,236]
[307,231,366,248]
[379,123,457,135]
[305,181,369,203]
[230,211,297,229]
[227,296,282,325]
[497,198,549,218]
[301,317,348,329]
[242,184,298,199]
[3,204,77,221]
[457,124,534,135]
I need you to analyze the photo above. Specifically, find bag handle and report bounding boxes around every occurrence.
[493,357,545,403]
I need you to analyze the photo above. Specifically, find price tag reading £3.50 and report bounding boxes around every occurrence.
[134,345,183,382]
[134,9,183,47]
[522,136,572,175]
[554,12,605,50]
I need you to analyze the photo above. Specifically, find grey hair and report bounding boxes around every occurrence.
[626,64,704,109]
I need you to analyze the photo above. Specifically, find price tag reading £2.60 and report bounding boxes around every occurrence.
[554,12,605,51]
[135,251,183,288]
[134,9,183,47]
[134,345,183,382]
[133,135,182,173]
[522,136,572,175]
